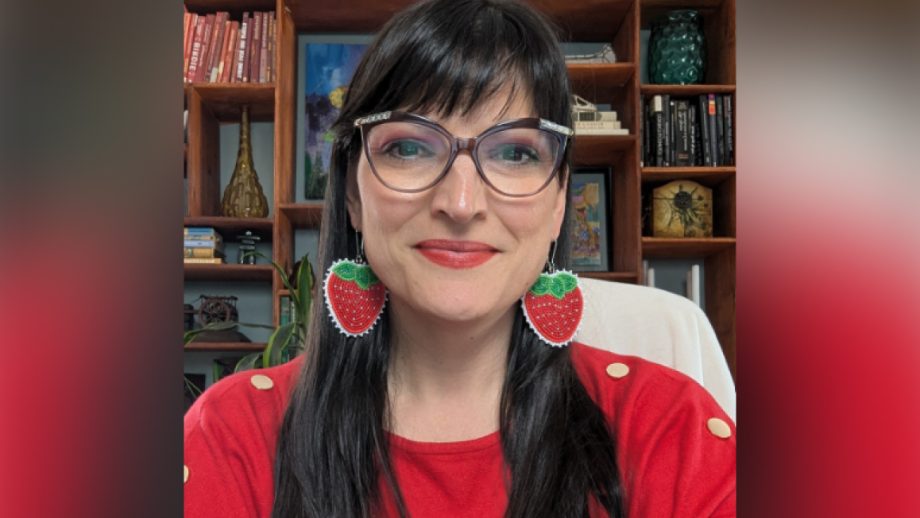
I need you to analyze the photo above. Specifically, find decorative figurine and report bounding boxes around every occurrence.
[237,230,261,264]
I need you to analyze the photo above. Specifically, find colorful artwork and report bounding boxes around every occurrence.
[303,43,367,199]
[571,171,609,271]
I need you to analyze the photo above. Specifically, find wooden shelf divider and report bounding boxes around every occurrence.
[184,263,274,282]
[641,237,736,258]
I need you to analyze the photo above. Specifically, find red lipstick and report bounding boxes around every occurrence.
[415,240,498,269]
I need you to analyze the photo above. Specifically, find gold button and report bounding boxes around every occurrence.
[605,362,630,379]
[250,374,274,390]
[707,417,732,439]
[183,464,189,484]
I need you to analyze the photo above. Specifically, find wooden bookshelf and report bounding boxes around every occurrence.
[184,216,273,240]
[184,263,273,282]
[183,0,737,375]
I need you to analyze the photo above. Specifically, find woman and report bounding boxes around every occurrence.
[184,0,736,516]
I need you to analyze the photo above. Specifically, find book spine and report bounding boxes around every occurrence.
[689,104,698,166]
[575,120,622,129]
[706,94,719,166]
[251,12,262,84]
[216,20,232,83]
[724,94,734,165]
[260,11,270,83]
[183,257,224,264]
[243,12,255,82]
[668,98,677,166]
[267,13,275,81]
[715,94,725,166]
[662,94,671,166]
[184,238,223,247]
[573,128,629,135]
[698,95,712,167]
[675,100,691,166]
[187,16,205,83]
[225,22,240,83]
[183,12,193,81]
[653,95,664,167]
[236,13,249,83]
[642,99,650,167]
[185,247,225,259]
[209,14,229,82]
[195,14,215,83]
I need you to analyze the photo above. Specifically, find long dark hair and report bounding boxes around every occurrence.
[272,1,623,516]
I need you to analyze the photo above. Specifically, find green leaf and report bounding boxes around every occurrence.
[263,323,297,369]
[556,272,577,294]
[549,278,566,299]
[332,261,358,281]
[295,255,314,326]
[354,265,377,290]
[234,352,262,373]
[529,274,552,296]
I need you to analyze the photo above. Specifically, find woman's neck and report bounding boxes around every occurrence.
[385,299,515,442]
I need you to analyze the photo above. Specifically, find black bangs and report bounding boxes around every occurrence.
[335,0,572,145]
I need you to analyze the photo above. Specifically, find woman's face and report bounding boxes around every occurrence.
[346,88,567,327]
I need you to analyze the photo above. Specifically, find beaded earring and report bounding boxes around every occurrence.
[322,232,387,336]
[521,241,584,347]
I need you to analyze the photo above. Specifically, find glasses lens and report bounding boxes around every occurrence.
[477,128,561,196]
[364,122,450,191]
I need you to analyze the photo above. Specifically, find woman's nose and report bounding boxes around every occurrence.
[429,151,487,224]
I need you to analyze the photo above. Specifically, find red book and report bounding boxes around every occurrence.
[224,22,240,83]
[259,11,270,83]
[194,14,215,83]
[236,13,249,83]
[243,12,255,82]
[187,15,206,84]
[207,13,229,82]
[266,14,274,82]
[251,12,262,83]
[218,21,238,83]
[183,12,193,80]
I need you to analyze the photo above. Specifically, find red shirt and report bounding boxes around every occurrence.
[184,343,736,517]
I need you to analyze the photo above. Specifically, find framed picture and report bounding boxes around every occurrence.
[570,168,610,271]
[299,41,369,200]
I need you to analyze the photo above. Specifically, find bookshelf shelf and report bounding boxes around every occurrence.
[184,216,273,240]
[189,83,275,122]
[278,202,324,229]
[581,271,639,283]
[185,341,267,352]
[641,237,735,258]
[641,166,734,186]
[640,84,735,96]
[568,63,635,102]
[573,135,637,165]
[184,263,273,282]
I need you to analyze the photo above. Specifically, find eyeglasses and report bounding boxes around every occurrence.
[353,111,573,197]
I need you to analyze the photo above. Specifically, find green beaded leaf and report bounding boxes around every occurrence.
[557,272,577,294]
[549,278,567,299]
[354,265,378,290]
[529,274,553,296]
[332,261,357,281]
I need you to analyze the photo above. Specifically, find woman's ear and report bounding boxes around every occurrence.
[345,166,363,232]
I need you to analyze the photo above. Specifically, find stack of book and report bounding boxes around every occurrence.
[574,110,629,136]
[184,227,225,264]
[642,93,734,167]
[183,9,276,84]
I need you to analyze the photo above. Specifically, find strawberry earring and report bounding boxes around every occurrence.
[323,232,387,337]
[521,241,584,347]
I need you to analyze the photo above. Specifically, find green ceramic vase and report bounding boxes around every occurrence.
[648,10,706,85]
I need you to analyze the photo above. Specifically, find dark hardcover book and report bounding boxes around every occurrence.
[662,95,671,166]
[724,94,734,166]
[715,94,725,166]
[706,94,719,166]
[689,104,698,166]
[698,95,712,167]
[653,95,665,167]
[642,99,651,167]
[675,100,691,166]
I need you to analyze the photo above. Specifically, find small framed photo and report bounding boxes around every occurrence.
[570,168,610,271]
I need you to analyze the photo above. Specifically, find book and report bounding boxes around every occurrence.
[260,12,270,83]
[707,94,718,167]
[642,100,650,167]
[652,95,664,167]
[575,120,622,130]
[715,94,725,165]
[209,14,229,82]
[689,104,698,166]
[183,12,196,80]
[236,13,249,83]
[724,94,734,165]
[251,12,262,84]
[184,257,224,264]
[662,94,671,166]
[187,15,205,83]
[574,127,629,136]
[225,22,240,83]
[674,100,691,166]
[195,14,215,83]
[185,247,225,259]
[698,95,711,166]
[244,11,255,82]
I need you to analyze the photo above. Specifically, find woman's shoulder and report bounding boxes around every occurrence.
[570,342,736,516]
[184,355,304,435]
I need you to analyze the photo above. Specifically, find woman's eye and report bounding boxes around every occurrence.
[384,140,431,159]
[493,145,540,164]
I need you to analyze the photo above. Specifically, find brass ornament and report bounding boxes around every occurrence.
[222,106,269,218]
